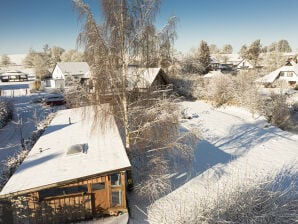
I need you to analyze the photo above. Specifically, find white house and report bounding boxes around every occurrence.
[256,64,298,87]
[49,62,90,88]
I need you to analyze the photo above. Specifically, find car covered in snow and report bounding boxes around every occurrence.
[43,94,66,106]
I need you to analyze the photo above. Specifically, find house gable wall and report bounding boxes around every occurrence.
[52,66,64,80]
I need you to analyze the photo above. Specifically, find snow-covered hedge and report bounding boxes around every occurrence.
[0,99,13,129]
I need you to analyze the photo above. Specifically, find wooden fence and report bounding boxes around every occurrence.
[3,193,93,224]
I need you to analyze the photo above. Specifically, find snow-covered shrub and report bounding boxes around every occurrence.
[169,74,197,99]
[191,169,298,224]
[64,76,90,108]
[0,150,29,189]
[0,99,13,128]
[206,74,235,107]
[259,93,291,129]
[292,102,298,112]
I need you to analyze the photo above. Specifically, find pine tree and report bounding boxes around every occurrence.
[198,40,210,74]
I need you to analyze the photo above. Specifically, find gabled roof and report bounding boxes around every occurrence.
[236,59,254,69]
[256,64,298,83]
[0,105,131,198]
[56,62,90,76]
[126,67,168,90]
[210,56,219,64]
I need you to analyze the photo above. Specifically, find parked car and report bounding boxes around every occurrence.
[43,94,66,106]
[31,94,45,103]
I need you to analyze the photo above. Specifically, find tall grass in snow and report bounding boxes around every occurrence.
[149,167,298,224]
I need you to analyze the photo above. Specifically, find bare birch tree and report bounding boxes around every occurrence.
[73,0,197,200]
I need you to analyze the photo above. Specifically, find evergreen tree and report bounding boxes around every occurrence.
[198,40,210,74]
[246,39,261,66]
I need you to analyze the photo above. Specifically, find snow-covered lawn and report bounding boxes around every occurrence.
[145,100,298,223]
[0,82,62,174]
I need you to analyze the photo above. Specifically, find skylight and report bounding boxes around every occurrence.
[66,144,88,155]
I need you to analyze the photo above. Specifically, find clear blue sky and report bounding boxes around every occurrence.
[0,0,297,54]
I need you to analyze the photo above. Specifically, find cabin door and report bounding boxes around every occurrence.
[91,182,108,215]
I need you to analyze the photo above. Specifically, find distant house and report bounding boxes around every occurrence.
[0,106,131,223]
[256,64,298,87]
[225,54,243,66]
[96,67,171,103]
[210,54,242,72]
[236,59,254,70]
[47,62,90,88]
[126,67,170,91]
[210,56,220,71]
[0,70,28,82]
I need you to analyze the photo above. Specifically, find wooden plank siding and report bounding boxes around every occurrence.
[7,172,128,224]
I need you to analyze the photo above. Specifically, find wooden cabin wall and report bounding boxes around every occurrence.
[6,172,128,224]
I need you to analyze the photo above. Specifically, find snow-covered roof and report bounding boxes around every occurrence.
[256,64,298,83]
[204,70,225,78]
[236,59,254,69]
[56,62,90,76]
[210,56,219,64]
[0,106,131,197]
[126,67,167,90]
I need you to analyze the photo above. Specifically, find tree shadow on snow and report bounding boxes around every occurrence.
[213,120,295,157]
[14,153,61,174]
[168,139,233,190]
[41,123,75,137]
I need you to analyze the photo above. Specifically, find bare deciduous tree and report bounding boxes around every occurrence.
[73,0,197,200]
[1,54,10,66]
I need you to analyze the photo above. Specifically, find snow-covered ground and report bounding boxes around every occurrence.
[144,101,298,223]
[1,80,297,223]
[0,82,61,174]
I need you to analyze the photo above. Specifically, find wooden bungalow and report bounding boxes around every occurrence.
[0,105,131,224]
[126,67,170,92]
[97,67,172,103]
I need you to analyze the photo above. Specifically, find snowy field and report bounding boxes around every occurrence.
[143,101,298,223]
[0,82,61,174]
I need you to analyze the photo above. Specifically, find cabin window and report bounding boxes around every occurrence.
[112,190,122,207]
[92,182,105,191]
[39,185,88,199]
[280,72,285,77]
[111,173,121,186]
